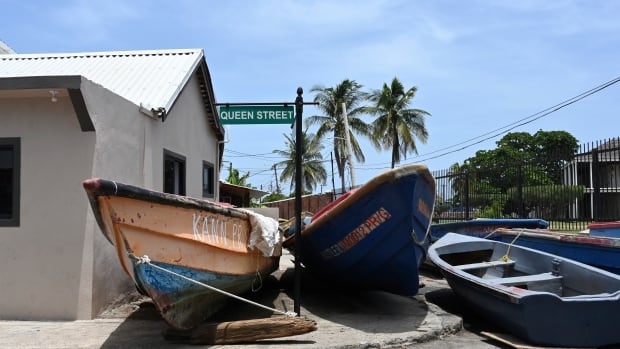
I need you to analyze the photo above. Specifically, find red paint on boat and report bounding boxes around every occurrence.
[82,178,101,193]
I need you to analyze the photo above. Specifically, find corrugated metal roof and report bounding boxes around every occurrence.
[0,48,204,112]
[0,40,16,54]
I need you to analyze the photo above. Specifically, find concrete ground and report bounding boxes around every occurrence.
[0,252,509,349]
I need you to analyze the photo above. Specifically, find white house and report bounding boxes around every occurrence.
[0,48,226,321]
[563,138,620,220]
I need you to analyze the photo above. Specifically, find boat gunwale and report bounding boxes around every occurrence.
[495,227,620,247]
[84,178,249,219]
[300,164,435,237]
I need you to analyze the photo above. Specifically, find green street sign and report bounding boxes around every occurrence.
[218,105,295,125]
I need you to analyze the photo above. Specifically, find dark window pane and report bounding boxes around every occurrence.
[163,150,185,195]
[0,149,13,218]
[203,162,214,197]
[0,138,19,226]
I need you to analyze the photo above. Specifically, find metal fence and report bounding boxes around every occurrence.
[432,137,620,231]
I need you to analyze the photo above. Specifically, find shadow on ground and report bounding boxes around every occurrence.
[277,265,430,334]
[99,274,315,348]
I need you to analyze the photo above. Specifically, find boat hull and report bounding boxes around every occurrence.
[429,233,620,347]
[430,219,549,242]
[288,164,436,296]
[589,221,620,238]
[84,178,280,329]
[492,227,620,275]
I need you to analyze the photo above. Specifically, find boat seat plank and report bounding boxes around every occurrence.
[455,260,516,271]
[489,272,563,286]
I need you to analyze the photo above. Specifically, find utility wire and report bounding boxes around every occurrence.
[359,75,620,169]
[421,75,620,158]
[413,75,620,163]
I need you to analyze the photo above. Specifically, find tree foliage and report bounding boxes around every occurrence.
[366,77,430,168]
[262,192,287,203]
[506,184,585,217]
[306,79,373,190]
[272,77,431,195]
[225,163,250,187]
[272,129,328,194]
[462,130,578,192]
[448,130,580,217]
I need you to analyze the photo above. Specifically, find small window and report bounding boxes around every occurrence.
[0,138,20,227]
[163,150,185,195]
[202,161,215,198]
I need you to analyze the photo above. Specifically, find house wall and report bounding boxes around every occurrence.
[83,75,222,318]
[80,80,149,319]
[145,73,221,200]
[0,73,222,321]
[0,91,98,320]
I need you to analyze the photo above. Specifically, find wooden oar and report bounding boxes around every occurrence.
[163,316,317,344]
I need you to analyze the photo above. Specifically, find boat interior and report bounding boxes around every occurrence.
[437,246,620,298]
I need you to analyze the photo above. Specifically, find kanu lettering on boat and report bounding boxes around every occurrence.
[192,213,244,248]
[321,207,392,259]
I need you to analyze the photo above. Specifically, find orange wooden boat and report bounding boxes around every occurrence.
[83,178,282,329]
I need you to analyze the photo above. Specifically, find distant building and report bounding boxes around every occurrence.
[0,49,225,321]
[219,180,269,207]
[563,138,620,220]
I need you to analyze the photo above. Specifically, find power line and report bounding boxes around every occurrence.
[413,75,620,163]
[224,149,283,160]
[360,75,620,169]
[422,75,620,159]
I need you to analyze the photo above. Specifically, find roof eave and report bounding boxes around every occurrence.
[0,75,94,131]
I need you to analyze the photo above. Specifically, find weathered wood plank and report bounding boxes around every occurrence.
[163,316,317,344]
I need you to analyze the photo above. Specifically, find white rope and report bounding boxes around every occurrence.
[482,230,498,239]
[499,230,524,262]
[251,253,263,293]
[129,254,296,317]
[412,198,436,248]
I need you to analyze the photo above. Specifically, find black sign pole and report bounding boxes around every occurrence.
[215,95,317,316]
[293,87,303,316]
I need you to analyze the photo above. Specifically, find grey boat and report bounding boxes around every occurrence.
[428,232,620,347]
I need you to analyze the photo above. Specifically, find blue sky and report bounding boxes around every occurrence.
[2,0,619,194]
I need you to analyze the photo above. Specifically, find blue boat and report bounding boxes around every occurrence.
[284,164,436,296]
[429,232,620,347]
[588,221,620,238]
[489,225,620,275]
[430,218,549,242]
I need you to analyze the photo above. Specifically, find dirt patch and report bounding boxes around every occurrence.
[97,290,153,319]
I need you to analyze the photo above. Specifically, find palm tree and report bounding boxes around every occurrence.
[366,77,430,168]
[272,129,327,194]
[225,162,250,186]
[306,79,373,192]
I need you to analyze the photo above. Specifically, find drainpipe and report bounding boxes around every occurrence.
[216,127,230,201]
